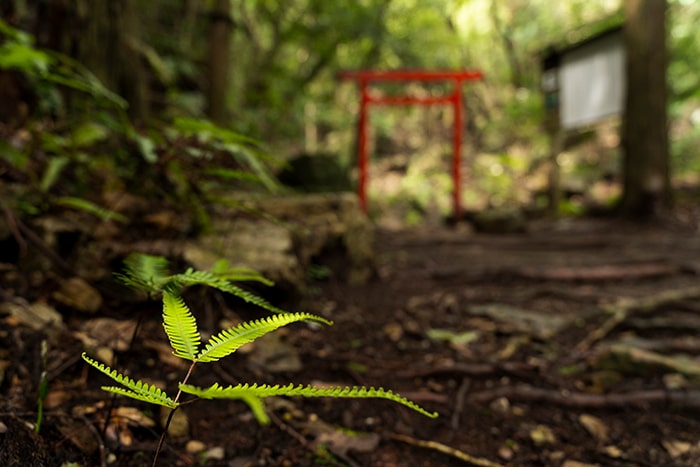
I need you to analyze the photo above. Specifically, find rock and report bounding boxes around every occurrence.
[471,208,526,234]
[52,277,102,313]
[161,407,189,438]
[2,299,64,336]
[185,440,206,454]
[278,152,353,193]
[184,193,375,294]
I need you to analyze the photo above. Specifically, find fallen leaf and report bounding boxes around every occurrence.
[426,328,479,346]
[579,414,608,442]
[662,439,692,458]
[603,445,623,458]
[383,322,404,342]
[530,424,556,445]
[561,461,600,467]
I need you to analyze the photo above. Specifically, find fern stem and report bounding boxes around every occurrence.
[152,361,197,467]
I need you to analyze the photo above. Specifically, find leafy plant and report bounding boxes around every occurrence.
[84,254,436,466]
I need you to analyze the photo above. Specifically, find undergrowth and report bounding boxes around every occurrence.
[82,253,437,466]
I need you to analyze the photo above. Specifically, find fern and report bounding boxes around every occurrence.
[115,254,281,315]
[196,312,332,362]
[162,292,201,361]
[81,353,177,409]
[179,382,438,420]
[209,259,274,286]
[168,269,286,314]
[84,253,438,465]
[116,253,171,294]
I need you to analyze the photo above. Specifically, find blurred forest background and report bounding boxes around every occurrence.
[1,0,699,227]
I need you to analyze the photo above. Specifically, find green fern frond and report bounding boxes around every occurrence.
[168,269,286,314]
[116,253,171,294]
[162,292,200,360]
[81,353,177,408]
[239,395,269,425]
[210,259,274,287]
[197,312,332,362]
[100,386,178,409]
[179,382,438,419]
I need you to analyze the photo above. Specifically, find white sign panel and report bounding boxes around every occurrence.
[560,30,625,130]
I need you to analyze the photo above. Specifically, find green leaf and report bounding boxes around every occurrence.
[168,269,286,314]
[0,42,52,73]
[197,312,331,362]
[210,260,274,286]
[116,253,171,294]
[54,196,128,223]
[239,395,269,425]
[162,292,201,361]
[81,353,177,408]
[40,156,70,192]
[70,122,109,147]
[179,382,438,419]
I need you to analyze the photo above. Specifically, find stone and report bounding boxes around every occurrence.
[52,277,102,313]
[184,192,375,295]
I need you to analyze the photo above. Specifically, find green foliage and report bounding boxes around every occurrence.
[84,254,436,463]
[116,253,282,313]
[82,353,177,409]
[54,196,128,223]
[179,382,437,422]
[196,312,331,362]
[0,19,126,111]
[171,117,281,193]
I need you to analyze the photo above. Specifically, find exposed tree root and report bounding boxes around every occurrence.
[469,385,700,409]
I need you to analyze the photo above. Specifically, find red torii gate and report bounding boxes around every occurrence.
[338,69,483,220]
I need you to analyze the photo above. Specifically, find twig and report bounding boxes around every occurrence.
[389,433,504,467]
[14,217,75,275]
[0,200,28,256]
[76,414,107,467]
[451,377,470,430]
[267,410,308,448]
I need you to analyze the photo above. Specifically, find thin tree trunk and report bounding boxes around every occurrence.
[619,0,670,218]
[206,0,232,124]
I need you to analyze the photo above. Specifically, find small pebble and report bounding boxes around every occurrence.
[203,446,225,461]
[185,440,206,454]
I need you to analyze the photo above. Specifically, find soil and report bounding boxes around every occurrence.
[3,216,700,466]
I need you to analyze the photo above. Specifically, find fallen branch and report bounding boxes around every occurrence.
[389,433,504,467]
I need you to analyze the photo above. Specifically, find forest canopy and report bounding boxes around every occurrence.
[1,0,699,222]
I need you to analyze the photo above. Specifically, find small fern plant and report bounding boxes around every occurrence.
[82,253,437,466]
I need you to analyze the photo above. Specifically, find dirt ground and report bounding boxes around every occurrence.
[3,216,700,466]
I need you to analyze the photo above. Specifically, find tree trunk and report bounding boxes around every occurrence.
[205,0,232,124]
[619,0,670,218]
[45,0,148,121]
